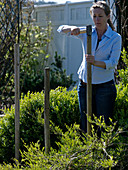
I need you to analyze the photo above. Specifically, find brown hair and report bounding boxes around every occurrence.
[90,1,115,31]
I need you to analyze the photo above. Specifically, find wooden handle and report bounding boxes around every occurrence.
[80,29,86,34]
[86,25,92,135]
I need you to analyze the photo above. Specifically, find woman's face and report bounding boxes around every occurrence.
[92,8,110,30]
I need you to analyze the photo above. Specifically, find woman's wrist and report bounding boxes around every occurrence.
[92,60,106,69]
[92,60,96,66]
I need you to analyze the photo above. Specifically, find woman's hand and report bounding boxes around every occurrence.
[71,28,80,35]
[86,54,95,65]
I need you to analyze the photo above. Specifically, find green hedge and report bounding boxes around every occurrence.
[114,49,128,128]
[50,87,79,129]
[0,87,79,163]
[0,121,127,170]
[0,82,128,164]
[114,84,128,127]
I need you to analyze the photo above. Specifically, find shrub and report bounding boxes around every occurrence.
[1,117,128,170]
[0,87,79,163]
[19,121,121,170]
[20,22,52,94]
[113,49,128,168]
[117,48,128,86]
[50,52,76,89]
[50,87,79,129]
[114,84,128,127]
[0,92,45,163]
[20,22,76,94]
[0,48,128,165]
[114,49,128,128]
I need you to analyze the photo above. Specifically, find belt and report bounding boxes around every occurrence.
[80,79,114,86]
[80,79,87,85]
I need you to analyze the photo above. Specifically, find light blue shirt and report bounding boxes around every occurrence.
[57,25,122,84]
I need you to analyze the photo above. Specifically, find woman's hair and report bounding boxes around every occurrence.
[90,1,115,31]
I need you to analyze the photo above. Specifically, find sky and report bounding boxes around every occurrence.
[44,0,90,4]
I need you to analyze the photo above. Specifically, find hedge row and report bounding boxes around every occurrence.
[0,82,128,164]
[0,87,79,163]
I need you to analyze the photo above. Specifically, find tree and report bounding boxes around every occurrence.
[116,0,128,52]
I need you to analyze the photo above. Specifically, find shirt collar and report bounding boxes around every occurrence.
[104,26,112,38]
[93,25,113,39]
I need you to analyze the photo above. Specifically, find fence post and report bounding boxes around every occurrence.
[14,43,20,161]
[44,67,50,154]
[87,25,92,135]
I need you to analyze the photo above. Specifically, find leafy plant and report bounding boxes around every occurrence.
[20,24,76,93]
[117,48,128,86]
[0,49,128,165]
[113,49,128,169]
[1,117,128,170]
[50,87,79,129]
[0,87,79,163]
[50,52,76,89]
[20,122,119,170]
[20,21,52,94]
[114,49,128,127]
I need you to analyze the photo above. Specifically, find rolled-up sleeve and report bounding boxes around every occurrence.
[57,25,86,38]
[57,25,68,34]
[104,35,122,70]
[57,25,76,36]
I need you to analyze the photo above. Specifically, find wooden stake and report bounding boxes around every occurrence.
[44,67,50,154]
[14,43,20,161]
[86,25,92,135]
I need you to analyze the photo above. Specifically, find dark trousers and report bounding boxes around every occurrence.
[78,80,117,133]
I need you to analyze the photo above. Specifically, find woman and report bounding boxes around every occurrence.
[57,1,122,133]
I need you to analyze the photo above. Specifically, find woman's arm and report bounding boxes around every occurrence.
[59,25,80,35]
[93,61,106,69]
[57,25,86,35]
[103,35,122,70]
[86,54,106,69]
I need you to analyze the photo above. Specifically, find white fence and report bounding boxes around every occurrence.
[32,1,94,84]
